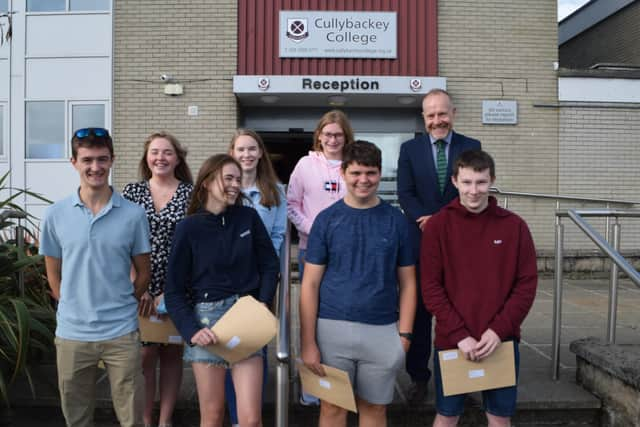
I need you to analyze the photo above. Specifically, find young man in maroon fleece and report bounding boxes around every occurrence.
[421,150,537,427]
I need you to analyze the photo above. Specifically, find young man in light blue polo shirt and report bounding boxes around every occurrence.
[40,128,151,427]
[300,141,417,427]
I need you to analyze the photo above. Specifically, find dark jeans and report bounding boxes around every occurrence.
[406,266,432,383]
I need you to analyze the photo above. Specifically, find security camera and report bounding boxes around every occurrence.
[160,74,173,82]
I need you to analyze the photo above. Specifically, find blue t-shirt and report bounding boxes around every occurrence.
[40,190,151,341]
[305,199,414,325]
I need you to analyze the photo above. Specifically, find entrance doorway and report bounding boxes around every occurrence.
[260,131,313,184]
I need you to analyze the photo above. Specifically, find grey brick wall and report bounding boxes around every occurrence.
[113,0,238,189]
[559,103,640,251]
[560,1,640,69]
[438,0,560,250]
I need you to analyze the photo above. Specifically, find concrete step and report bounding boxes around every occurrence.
[4,401,602,427]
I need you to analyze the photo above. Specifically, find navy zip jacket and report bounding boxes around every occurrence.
[165,205,279,343]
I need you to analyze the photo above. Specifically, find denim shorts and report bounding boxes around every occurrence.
[183,295,262,368]
[433,340,520,418]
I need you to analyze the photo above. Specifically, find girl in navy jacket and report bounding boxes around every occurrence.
[165,154,279,427]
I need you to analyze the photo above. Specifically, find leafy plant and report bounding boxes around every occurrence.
[0,173,55,406]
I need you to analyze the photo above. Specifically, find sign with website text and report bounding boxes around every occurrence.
[279,11,397,59]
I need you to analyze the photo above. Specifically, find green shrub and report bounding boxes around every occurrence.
[0,172,55,406]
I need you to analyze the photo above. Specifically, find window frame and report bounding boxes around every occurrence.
[24,99,108,161]
[26,0,110,14]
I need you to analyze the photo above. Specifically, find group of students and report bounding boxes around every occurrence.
[41,88,538,427]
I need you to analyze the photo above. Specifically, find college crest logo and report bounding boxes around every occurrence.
[286,18,309,42]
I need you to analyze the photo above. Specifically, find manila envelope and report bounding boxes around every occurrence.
[138,315,184,345]
[438,341,516,396]
[206,296,277,364]
[298,361,358,413]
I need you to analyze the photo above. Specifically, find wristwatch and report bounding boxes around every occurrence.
[399,332,413,341]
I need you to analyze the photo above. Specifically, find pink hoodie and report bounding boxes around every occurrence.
[287,151,346,249]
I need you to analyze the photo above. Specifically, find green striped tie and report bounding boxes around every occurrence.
[436,140,447,193]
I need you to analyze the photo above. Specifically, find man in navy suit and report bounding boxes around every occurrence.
[397,88,481,403]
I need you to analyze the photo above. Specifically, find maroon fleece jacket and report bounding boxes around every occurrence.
[421,196,537,350]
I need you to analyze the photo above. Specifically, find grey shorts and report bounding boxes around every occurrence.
[316,318,405,405]
[183,295,261,368]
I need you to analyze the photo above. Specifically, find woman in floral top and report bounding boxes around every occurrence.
[123,131,193,427]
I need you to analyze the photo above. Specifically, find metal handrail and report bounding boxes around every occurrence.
[491,187,640,206]
[275,220,292,427]
[551,208,640,380]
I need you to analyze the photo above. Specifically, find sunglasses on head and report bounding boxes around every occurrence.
[74,128,110,139]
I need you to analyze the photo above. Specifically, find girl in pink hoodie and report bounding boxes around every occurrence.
[287,110,354,405]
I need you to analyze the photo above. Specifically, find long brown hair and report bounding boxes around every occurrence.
[228,129,282,208]
[187,154,243,215]
[312,110,355,152]
[139,131,193,183]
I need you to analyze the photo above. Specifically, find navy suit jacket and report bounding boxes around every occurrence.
[397,131,481,259]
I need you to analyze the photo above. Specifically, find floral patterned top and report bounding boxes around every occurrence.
[123,181,193,296]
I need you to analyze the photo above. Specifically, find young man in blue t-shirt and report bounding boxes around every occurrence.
[300,140,417,427]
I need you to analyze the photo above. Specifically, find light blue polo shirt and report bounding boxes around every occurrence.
[40,189,151,341]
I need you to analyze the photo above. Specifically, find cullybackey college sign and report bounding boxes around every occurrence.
[279,11,397,59]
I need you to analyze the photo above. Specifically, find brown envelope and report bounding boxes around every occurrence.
[438,341,516,396]
[205,296,277,364]
[138,315,184,345]
[297,362,358,413]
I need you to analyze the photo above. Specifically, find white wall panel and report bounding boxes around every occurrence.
[26,162,79,203]
[0,41,8,59]
[26,14,111,57]
[559,77,640,103]
[25,204,47,226]
[0,59,7,99]
[26,57,110,99]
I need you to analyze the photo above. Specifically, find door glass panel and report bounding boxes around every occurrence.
[69,0,111,11]
[26,101,65,159]
[72,104,105,134]
[27,0,65,12]
[354,133,413,206]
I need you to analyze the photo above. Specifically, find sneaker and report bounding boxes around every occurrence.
[299,392,320,406]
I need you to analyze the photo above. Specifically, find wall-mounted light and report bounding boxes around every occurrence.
[328,95,347,106]
[160,74,183,96]
[260,95,280,104]
[397,96,417,105]
[164,83,184,96]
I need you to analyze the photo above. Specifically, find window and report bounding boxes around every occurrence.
[27,0,109,12]
[72,104,105,134]
[26,101,65,159]
[0,0,7,13]
[27,0,65,12]
[69,0,110,11]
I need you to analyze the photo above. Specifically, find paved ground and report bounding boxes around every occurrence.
[7,276,640,426]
